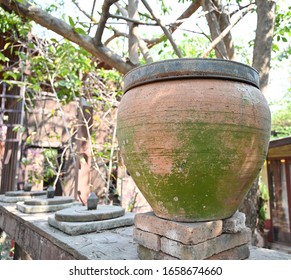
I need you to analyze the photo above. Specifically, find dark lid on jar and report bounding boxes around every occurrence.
[123,58,259,93]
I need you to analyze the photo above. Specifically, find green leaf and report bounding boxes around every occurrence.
[68,16,75,27]
[0,53,9,62]
[282,37,288,42]
[3,42,11,50]
[26,136,31,145]
[74,27,87,35]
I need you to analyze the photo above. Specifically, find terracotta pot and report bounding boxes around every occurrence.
[117,58,271,222]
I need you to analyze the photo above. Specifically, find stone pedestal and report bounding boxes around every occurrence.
[134,211,251,260]
[0,190,46,203]
[48,205,135,235]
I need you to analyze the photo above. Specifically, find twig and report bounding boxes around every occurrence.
[141,0,182,58]
[94,0,118,45]
[105,109,118,204]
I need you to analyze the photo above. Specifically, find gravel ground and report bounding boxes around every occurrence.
[0,231,14,260]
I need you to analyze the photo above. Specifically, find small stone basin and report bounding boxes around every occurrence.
[16,196,78,214]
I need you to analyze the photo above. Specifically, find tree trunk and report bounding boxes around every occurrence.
[128,0,140,65]
[240,0,276,245]
[252,0,276,94]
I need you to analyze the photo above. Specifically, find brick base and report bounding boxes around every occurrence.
[134,211,251,260]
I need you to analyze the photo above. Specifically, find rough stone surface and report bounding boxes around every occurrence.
[223,211,246,233]
[206,244,250,260]
[16,201,79,214]
[248,246,291,260]
[4,190,46,197]
[137,245,179,260]
[134,212,222,245]
[133,228,161,251]
[161,228,251,259]
[48,212,135,235]
[24,196,75,206]
[54,205,125,222]
[0,191,46,203]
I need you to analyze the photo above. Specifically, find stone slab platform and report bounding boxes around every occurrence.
[48,211,135,235]
[54,205,125,222]
[0,191,46,203]
[16,197,80,214]
[134,211,251,260]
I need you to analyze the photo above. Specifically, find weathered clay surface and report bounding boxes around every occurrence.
[117,61,271,222]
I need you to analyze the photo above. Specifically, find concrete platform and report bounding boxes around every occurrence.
[0,201,291,260]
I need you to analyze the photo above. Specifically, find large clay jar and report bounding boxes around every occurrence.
[117,58,271,222]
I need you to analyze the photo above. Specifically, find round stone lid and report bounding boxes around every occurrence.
[123,58,259,93]
[54,205,125,222]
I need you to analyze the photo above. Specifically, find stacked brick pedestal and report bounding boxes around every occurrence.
[133,211,251,260]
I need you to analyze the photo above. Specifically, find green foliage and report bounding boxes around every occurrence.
[273,4,291,58]
[0,8,31,39]
[257,177,270,232]
[271,90,291,138]
[42,149,58,184]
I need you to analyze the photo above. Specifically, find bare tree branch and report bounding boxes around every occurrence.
[202,0,228,59]
[141,0,182,58]
[252,0,276,94]
[115,1,153,63]
[202,4,254,58]
[128,0,139,65]
[104,28,128,45]
[147,0,202,48]
[72,0,97,25]
[0,0,133,74]
[213,0,235,60]
[89,0,97,33]
[94,0,118,45]
[169,0,202,34]
[109,13,157,26]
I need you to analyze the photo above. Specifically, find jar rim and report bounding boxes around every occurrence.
[123,58,259,93]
